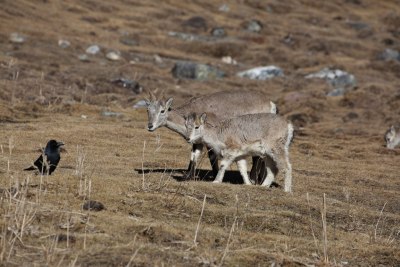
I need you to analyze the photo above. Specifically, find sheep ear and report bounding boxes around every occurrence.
[200,113,207,124]
[165,97,173,109]
[391,125,396,133]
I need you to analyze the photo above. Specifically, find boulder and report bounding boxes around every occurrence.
[305,68,357,96]
[378,48,400,61]
[172,61,225,80]
[237,66,284,80]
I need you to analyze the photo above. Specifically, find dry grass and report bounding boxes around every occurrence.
[0,111,398,266]
[0,0,400,266]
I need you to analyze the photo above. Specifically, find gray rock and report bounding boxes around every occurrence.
[168,31,200,41]
[378,48,400,61]
[346,21,369,31]
[58,39,70,48]
[219,4,230,12]
[211,27,226,38]
[86,45,100,55]
[172,61,225,80]
[83,200,105,211]
[245,20,263,33]
[78,54,90,62]
[101,111,123,117]
[111,78,142,94]
[237,66,284,80]
[133,100,148,109]
[327,88,346,97]
[305,68,357,96]
[182,16,208,31]
[119,35,139,46]
[9,33,26,43]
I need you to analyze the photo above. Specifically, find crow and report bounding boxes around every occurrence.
[24,140,65,175]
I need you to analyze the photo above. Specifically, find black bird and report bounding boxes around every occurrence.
[24,140,65,175]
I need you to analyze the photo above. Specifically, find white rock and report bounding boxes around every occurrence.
[58,39,70,48]
[221,56,237,65]
[305,68,357,96]
[305,68,346,80]
[9,33,26,43]
[86,45,100,55]
[237,66,284,80]
[78,54,90,62]
[219,4,230,12]
[106,51,121,61]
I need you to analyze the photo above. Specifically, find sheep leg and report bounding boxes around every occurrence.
[207,147,219,178]
[184,143,203,179]
[250,157,262,184]
[271,150,292,193]
[236,159,252,185]
[213,158,233,183]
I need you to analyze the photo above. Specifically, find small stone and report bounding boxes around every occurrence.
[211,27,226,38]
[378,48,400,61]
[221,56,237,65]
[119,35,139,46]
[244,20,263,33]
[86,45,100,55]
[101,111,123,117]
[154,54,163,64]
[182,16,208,31]
[58,39,70,48]
[57,234,76,243]
[342,112,359,122]
[346,21,369,31]
[106,50,121,61]
[237,66,284,80]
[172,61,225,80]
[219,4,230,12]
[111,78,142,94]
[78,54,90,62]
[382,38,394,46]
[9,33,26,43]
[168,31,197,41]
[83,200,105,211]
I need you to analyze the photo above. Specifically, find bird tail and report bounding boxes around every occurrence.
[24,166,36,171]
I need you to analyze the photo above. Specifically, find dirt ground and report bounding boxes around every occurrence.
[0,0,400,266]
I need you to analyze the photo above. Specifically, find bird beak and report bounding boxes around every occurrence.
[57,141,65,147]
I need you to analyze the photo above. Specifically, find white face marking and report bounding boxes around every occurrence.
[385,126,400,149]
[147,99,172,131]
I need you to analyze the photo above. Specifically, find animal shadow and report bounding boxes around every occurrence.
[135,168,280,187]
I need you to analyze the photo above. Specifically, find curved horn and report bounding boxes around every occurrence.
[148,90,157,101]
